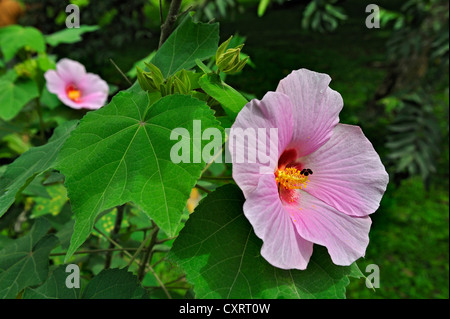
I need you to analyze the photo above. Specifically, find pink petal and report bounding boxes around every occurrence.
[44,70,66,96]
[79,91,108,110]
[290,191,372,266]
[56,94,85,110]
[300,124,389,217]
[78,73,109,96]
[229,92,294,198]
[76,73,109,109]
[243,174,313,270]
[276,69,343,157]
[55,58,86,84]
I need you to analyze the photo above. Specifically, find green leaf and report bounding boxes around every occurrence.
[23,267,147,299]
[170,184,360,299]
[325,4,347,21]
[44,25,99,47]
[36,53,56,72]
[302,1,317,29]
[31,183,68,218]
[56,92,222,261]
[0,218,58,299]
[22,176,51,199]
[152,16,219,78]
[0,77,39,121]
[195,58,212,74]
[23,266,80,299]
[0,119,24,141]
[81,268,148,299]
[126,51,157,78]
[54,219,75,250]
[258,0,271,17]
[0,25,46,62]
[198,73,248,119]
[0,121,78,218]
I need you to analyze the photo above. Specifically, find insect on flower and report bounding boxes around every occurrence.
[229,68,389,270]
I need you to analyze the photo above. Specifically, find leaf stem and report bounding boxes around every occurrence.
[94,225,171,298]
[145,286,189,290]
[109,58,132,85]
[147,265,172,299]
[200,138,228,175]
[50,248,139,257]
[159,0,164,25]
[94,226,172,299]
[104,205,125,269]
[164,274,186,286]
[127,226,156,268]
[94,226,127,254]
[195,184,211,193]
[156,236,177,244]
[35,98,45,139]
[137,222,159,281]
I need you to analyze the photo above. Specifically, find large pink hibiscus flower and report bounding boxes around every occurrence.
[229,69,389,270]
[44,58,109,110]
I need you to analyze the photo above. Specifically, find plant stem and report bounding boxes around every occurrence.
[195,184,211,193]
[201,138,228,175]
[104,205,125,269]
[156,236,177,244]
[159,0,183,48]
[159,0,164,25]
[50,248,139,257]
[94,226,127,254]
[94,222,171,299]
[127,227,156,268]
[137,223,159,281]
[109,58,132,85]
[151,256,166,268]
[163,274,186,286]
[147,265,172,299]
[146,286,189,290]
[132,226,154,233]
[35,98,45,139]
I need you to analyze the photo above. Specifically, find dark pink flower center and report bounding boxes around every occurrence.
[275,148,313,204]
[66,84,82,102]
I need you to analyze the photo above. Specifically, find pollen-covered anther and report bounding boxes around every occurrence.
[66,84,82,102]
[275,167,312,190]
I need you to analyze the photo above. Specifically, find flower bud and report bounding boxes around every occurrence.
[216,36,248,74]
[216,36,233,62]
[172,69,191,95]
[136,62,164,92]
[14,59,38,79]
[159,70,192,96]
[222,56,249,74]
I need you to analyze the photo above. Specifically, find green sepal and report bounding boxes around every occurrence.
[215,35,233,61]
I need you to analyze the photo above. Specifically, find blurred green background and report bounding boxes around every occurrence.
[1,0,449,298]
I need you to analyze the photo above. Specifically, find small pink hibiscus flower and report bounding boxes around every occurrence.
[229,69,389,270]
[44,58,109,110]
